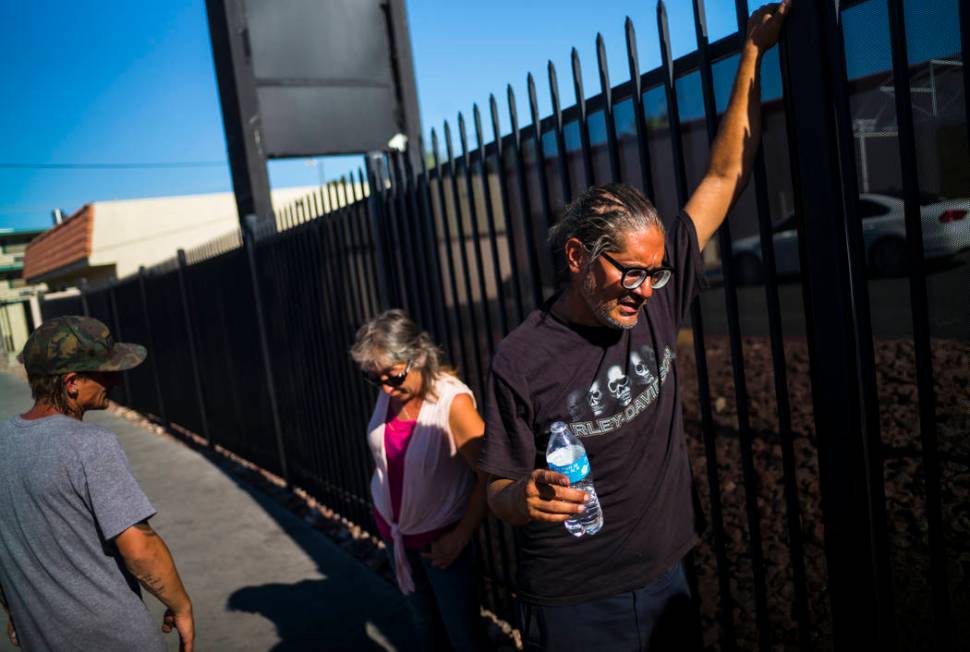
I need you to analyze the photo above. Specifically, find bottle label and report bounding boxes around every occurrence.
[549,453,590,484]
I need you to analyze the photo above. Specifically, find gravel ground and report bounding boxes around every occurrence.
[678,334,970,651]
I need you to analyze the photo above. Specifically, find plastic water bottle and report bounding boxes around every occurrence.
[545,421,603,537]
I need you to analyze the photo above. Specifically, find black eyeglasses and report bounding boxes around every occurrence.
[600,252,674,290]
[363,360,413,388]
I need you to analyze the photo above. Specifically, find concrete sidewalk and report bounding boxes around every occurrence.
[0,372,416,652]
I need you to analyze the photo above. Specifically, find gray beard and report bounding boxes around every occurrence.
[581,273,637,330]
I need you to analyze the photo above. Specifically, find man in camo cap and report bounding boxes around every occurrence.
[0,316,195,651]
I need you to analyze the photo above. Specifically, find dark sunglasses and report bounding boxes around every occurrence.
[363,360,413,388]
[600,252,674,291]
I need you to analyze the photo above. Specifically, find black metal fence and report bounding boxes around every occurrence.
[39,1,968,649]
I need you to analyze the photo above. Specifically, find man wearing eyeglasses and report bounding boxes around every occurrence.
[479,3,790,650]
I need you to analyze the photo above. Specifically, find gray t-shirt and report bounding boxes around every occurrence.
[0,415,164,652]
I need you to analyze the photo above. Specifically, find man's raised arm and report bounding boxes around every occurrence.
[684,0,790,250]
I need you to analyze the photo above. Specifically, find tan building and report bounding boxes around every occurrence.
[23,187,320,290]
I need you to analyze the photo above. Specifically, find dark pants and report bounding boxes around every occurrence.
[517,562,702,652]
[385,540,490,651]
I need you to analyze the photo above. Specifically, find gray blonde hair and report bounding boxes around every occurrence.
[548,183,665,284]
[350,309,450,400]
[27,373,75,417]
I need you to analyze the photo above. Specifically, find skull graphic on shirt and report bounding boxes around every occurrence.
[607,365,632,407]
[630,349,655,386]
[567,390,586,421]
[587,380,606,416]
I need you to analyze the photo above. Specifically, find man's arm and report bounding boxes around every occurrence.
[488,477,529,526]
[115,520,194,652]
[487,472,588,526]
[684,0,790,250]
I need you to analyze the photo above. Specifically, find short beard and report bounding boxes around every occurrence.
[580,270,637,330]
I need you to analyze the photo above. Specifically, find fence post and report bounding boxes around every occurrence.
[138,266,168,427]
[176,249,212,446]
[779,2,894,648]
[242,215,289,485]
[107,283,132,407]
[365,156,394,309]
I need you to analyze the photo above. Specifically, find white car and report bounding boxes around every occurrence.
[731,193,970,283]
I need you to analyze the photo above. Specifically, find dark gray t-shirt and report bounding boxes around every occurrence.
[480,213,705,606]
[0,414,164,652]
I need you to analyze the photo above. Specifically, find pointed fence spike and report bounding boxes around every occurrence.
[473,104,485,150]
[443,120,455,160]
[489,94,504,155]
[507,85,520,136]
[548,61,562,125]
[458,112,470,157]
[548,54,571,201]
[571,48,585,102]
[571,44,593,186]
[528,74,540,122]
[597,33,612,98]
[352,168,361,199]
[626,17,641,88]
[657,0,674,84]
[430,128,441,168]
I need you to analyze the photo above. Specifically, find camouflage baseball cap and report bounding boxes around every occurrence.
[21,315,147,376]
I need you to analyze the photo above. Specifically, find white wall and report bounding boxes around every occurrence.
[86,187,320,278]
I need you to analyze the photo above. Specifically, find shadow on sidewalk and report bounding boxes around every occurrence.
[190,444,416,652]
[227,579,400,652]
[99,392,417,652]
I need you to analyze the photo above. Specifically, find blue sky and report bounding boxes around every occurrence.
[0,0,961,230]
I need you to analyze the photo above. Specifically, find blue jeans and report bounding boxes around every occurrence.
[385,539,490,651]
[517,562,702,652]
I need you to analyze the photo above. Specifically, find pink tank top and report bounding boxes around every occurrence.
[373,412,456,548]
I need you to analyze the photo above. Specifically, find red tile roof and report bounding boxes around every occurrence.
[23,205,95,281]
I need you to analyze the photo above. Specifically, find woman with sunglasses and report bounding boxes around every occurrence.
[351,309,490,651]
